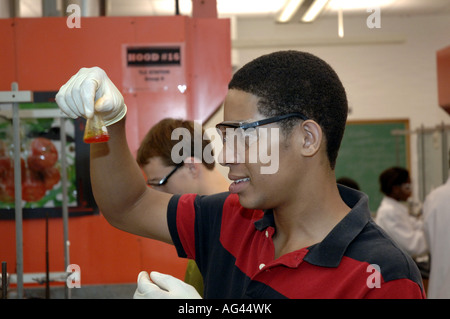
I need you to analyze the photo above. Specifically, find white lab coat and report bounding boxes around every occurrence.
[423,176,450,299]
[375,196,428,257]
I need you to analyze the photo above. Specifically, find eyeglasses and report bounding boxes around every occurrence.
[216,113,308,132]
[215,112,309,146]
[147,163,184,187]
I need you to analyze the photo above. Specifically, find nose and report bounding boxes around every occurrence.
[217,137,246,167]
[217,144,235,167]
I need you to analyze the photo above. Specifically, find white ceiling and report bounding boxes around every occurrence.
[13,0,450,20]
[324,0,450,16]
[106,0,450,18]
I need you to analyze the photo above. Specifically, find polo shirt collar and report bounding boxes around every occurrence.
[254,185,371,268]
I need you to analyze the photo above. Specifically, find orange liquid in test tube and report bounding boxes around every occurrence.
[83,113,110,144]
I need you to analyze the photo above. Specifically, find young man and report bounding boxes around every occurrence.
[56,50,425,298]
[137,118,228,196]
[136,118,229,296]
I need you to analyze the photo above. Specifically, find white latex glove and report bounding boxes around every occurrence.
[55,67,127,126]
[133,271,202,299]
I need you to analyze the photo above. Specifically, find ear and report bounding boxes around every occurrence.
[183,157,201,178]
[300,120,323,157]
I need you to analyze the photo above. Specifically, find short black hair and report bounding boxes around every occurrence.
[228,50,348,169]
[379,167,410,196]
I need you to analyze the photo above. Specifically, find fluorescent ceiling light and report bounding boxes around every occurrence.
[276,0,305,23]
[301,0,329,22]
[328,0,394,11]
[338,7,344,38]
[218,0,285,16]
[144,0,286,17]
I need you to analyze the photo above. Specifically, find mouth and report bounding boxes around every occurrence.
[228,176,251,194]
[233,177,250,184]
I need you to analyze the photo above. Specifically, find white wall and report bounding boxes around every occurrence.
[207,11,450,200]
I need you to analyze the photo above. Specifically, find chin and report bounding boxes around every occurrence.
[236,192,270,211]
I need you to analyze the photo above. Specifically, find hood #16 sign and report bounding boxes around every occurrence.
[122,44,186,94]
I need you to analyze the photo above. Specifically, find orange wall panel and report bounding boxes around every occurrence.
[0,19,16,90]
[437,45,450,114]
[189,18,231,121]
[13,17,133,91]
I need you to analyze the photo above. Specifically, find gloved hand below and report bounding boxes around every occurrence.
[133,271,202,299]
[55,67,127,126]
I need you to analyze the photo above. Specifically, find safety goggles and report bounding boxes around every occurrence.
[215,112,309,146]
[147,162,184,187]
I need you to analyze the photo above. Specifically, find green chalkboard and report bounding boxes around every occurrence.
[335,120,410,213]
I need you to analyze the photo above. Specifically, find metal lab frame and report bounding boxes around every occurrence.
[0,84,71,299]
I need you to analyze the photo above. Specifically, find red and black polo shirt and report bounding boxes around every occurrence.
[167,185,425,298]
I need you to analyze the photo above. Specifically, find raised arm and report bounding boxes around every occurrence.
[56,67,173,244]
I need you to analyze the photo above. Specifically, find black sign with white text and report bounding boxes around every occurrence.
[126,47,181,67]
